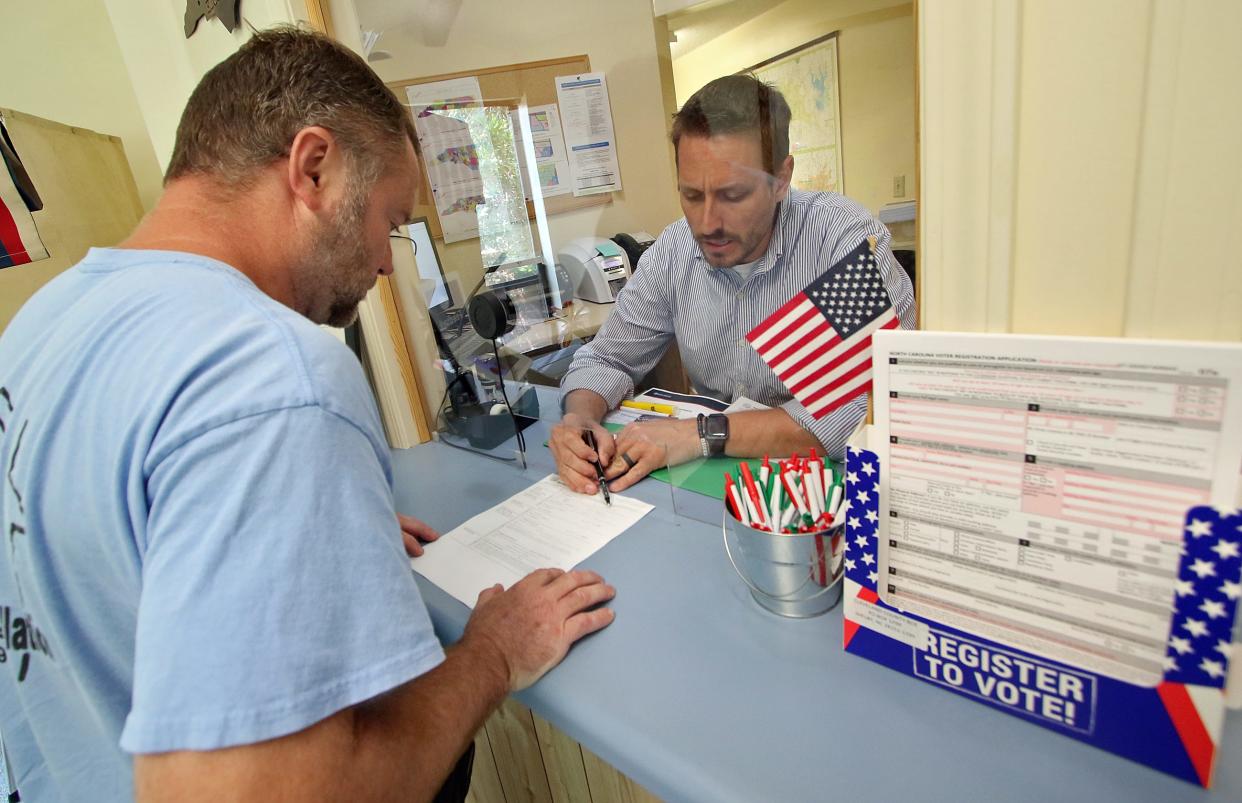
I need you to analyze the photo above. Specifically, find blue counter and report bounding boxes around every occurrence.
[392,426,1241,803]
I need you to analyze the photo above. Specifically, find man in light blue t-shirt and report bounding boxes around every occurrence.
[0,28,615,803]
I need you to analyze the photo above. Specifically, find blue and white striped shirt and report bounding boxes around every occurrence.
[561,189,916,459]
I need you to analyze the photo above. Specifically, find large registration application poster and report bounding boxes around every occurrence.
[844,330,1242,786]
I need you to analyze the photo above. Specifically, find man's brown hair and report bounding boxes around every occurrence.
[671,74,791,177]
[165,26,416,189]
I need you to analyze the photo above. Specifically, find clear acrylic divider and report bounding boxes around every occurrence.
[428,329,566,471]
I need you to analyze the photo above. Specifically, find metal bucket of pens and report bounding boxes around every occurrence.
[722,454,845,618]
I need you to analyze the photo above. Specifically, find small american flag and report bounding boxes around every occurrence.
[746,239,898,419]
[1163,509,1241,688]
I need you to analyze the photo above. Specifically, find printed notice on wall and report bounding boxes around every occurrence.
[554,72,622,196]
[406,77,484,243]
[510,103,572,199]
[872,331,1242,687]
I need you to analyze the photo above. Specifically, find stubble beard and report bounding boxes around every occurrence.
[299,185,374,327]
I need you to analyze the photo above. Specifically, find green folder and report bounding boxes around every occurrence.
[649,455,763,501]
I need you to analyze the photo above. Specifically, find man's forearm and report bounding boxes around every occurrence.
[724,408,823,458]
[348,637,510,801]
[563,389,609,423]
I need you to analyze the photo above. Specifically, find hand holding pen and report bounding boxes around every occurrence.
[583,429,612,505]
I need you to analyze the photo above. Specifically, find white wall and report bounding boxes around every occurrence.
[670,0,915,216]
[0,0,163,209]
[919,0,1242,342]
[102,0,304,174]
[365,0,683,295]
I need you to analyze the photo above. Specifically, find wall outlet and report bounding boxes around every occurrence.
[893,174,906,198]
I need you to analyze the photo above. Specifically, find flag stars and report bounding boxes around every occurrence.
[865,509,879,523]
[849,516,862,530]
[854,534,869,549]
[1163,655,1179,673]
[1217,639,1233,657]
[1187,518,1214,538]
[1220,579,1241,600]
[1200,658,1226,679]
[845,558,856,572]
[1210,539,1239,560]
[861,552,875,566]
[1199,598,1228,619]
[855,490,871,505]
[1174,579,1196,598]
[867,570,878,584]
[1182,618,1209,638]
[1188,558,1217,579]
[1169,635,1194,655]
[847,471,859,484]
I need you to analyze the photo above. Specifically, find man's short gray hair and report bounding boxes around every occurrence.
[165,26,417,189]
[671,74,791,176]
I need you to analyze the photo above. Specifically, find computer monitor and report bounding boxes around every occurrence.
[402,218,453,316]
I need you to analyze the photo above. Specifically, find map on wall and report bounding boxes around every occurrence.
[750,32,844,194]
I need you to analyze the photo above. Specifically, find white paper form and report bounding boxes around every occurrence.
[554,73,623,196]
[406,78,484,243]
[510,104,573,199]
[411,474,653,608]
[871,331,1242,686]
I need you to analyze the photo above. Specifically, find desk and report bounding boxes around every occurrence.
[393,421,1242,803]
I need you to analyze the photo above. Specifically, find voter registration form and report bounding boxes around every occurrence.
[871,332,1242,685]
[411,475,652,608]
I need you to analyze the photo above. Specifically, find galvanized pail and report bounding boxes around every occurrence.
[722,513,844,618]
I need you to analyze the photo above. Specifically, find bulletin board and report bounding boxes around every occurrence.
[387,54,611,240]
[0,109,144,330]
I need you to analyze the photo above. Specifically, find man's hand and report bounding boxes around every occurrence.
[549,413,616,495]
[603,417,700,493]
[398,513,440,558]
[462,568,616,691]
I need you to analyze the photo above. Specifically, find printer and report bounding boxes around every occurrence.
[611,231,656,273]
[557,237,633,303]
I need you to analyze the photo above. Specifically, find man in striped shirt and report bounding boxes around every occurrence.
[551,75,915,495]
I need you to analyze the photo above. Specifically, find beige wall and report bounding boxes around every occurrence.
[670,0,916,216]
[0,0,161,330]
[0,0,304,330]
[102,0,303,174]
[367,0,683,296]
[0,113,145,331]
[919,0,1242,342]
[0,0,163,209]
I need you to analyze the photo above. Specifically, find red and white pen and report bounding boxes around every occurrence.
[725,473,751,527]
[739,461,769,529]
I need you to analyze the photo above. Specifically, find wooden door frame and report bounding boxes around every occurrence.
[302,0,432,443]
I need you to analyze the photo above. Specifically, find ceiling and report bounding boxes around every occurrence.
[664,0,786,59]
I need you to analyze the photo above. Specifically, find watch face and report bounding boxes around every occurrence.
[705,414,729,439]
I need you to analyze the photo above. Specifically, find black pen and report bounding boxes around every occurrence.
[584,430,612,505]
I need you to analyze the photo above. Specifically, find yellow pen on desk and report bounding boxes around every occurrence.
[620,400,676,416]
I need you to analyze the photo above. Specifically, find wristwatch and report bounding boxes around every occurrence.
[697,413,729,457]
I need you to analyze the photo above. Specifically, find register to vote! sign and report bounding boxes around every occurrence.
[914,630,1096,733]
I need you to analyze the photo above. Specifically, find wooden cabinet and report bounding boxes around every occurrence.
[468,699,661,803]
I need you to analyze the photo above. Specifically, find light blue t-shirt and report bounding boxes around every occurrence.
[0,249,445,802]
